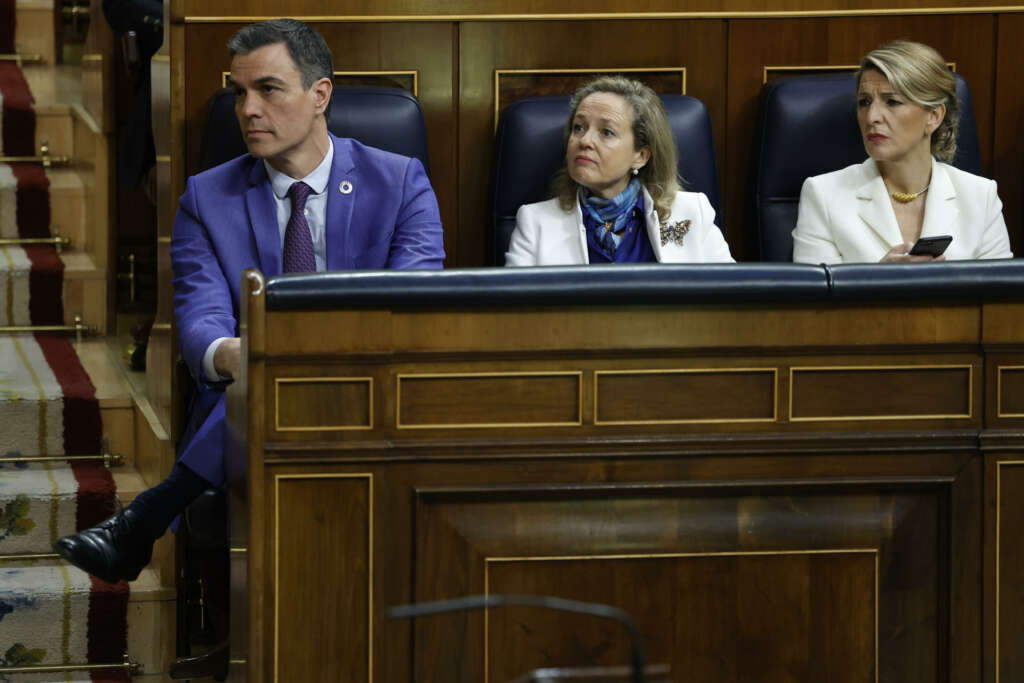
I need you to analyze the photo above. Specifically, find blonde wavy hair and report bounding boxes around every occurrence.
[857,40,960,163]
[551,76,680,222]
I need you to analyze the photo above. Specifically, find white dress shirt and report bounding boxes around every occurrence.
[201,144,334,381]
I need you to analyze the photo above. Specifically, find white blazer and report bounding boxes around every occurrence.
[505,188,734,266]
[792,157,1013,264]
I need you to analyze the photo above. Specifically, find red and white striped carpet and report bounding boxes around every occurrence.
[0,2,130,678]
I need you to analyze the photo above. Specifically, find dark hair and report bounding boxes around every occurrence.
[551,76,679,222]
[228,19,333,116]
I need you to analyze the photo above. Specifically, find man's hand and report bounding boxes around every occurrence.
[214,337,242,379]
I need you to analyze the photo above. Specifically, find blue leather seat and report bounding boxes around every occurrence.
[491,94,722,265]
[199,85,430,174]
[752,72,981,262]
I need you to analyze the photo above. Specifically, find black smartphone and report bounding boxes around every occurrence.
[908,235,952,257]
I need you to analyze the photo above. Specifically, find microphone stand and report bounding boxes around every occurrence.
[387,594,647,683]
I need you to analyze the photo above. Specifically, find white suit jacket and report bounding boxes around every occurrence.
[505,188,734,266]
[792,157,1012,264]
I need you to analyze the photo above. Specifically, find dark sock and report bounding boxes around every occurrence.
[125,463,212,540]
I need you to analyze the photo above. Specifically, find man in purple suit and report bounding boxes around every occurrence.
[55,18,444,583]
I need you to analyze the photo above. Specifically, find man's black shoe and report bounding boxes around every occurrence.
[53,508,153,584]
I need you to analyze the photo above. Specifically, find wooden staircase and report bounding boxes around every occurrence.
[5,0,179,680]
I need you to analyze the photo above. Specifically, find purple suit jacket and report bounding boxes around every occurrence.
[171,133,444,486]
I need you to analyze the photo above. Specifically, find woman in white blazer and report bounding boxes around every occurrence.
[793,40,1012,264]
[505,76,734,266]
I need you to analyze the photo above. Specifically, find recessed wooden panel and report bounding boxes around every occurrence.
[998,367,1024,417]
[415,480,944,683]
[998,462,1024,683]
[397,372,581,428]
[274,377,372,431]
[495,67,685,127]
[790,365,972,421]
[595,368,776,424]
[486,553,875,683]
[275,474,372,683]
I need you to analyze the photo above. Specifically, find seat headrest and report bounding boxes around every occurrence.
[491,94,721,265]
[753,71,981,262]
[199,85,430,174]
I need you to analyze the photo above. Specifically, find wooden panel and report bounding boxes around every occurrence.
[487,553,875,683]
[459,19,727,265]
[997,367,1024,418]
[181,0,1010,19]
[397,372,581,428]
[594,368,776,424]
[790,365,972,421]
[997,461,1024,683]
[495,67,685,127]
[274,474,372,683]
[414,480,945,683]
[994,14,1024,255]
[183,22,456,262]
[274,377,373,431]
[726,15,996,260]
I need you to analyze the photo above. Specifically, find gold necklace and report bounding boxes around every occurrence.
[891,185,929,203]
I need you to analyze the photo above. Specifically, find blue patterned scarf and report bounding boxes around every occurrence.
[580,178,643,254]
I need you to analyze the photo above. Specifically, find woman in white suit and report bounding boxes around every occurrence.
[793,40,1012,264]
[504,76,734,266]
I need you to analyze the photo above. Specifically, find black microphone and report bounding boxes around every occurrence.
[387,593,646,683]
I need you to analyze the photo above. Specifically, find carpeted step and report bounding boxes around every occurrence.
[0,463,149,556]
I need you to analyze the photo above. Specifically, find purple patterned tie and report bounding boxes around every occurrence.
[282,181,316,273]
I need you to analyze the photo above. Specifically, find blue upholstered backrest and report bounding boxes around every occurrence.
[491,94,722,265]
[753,72,981,262]
[199,85,430,175]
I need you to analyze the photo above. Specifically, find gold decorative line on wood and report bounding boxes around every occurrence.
[184,7,1024,23]
[396,370,583,429]
[788,364,974,422]
[763,61,957,84]
[995,459,1024,683]
[274,473,373,683]
[156,154,171,162]
[996,366,1024,418]
[494,67,685,130]
[593,367,777,426]
[222,69,419,95]
[150,322,172,330]
[273,376,374,431]
[484,548,879,683]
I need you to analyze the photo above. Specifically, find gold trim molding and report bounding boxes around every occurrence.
[764,61,956,84]
[494,67,685,129]
[221,69,419,96]
[788,364,974,422]
[593,367,778,426]
[996,366,1024,418]
[273,376,374,432]
[396,371,583,429]
[994,459,1024,683]
[483,549,879,683]
[184,7,1024,23]
[274,473,373,683]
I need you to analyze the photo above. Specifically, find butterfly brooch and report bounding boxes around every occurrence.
[659,219,691,247]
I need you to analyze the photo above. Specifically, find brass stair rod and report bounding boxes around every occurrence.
[0,54,44,65]
[0,453,124,466]
[0,141,71,168]
[0,654,141,675]
[0,315,89,343]
[0,552,60,562]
